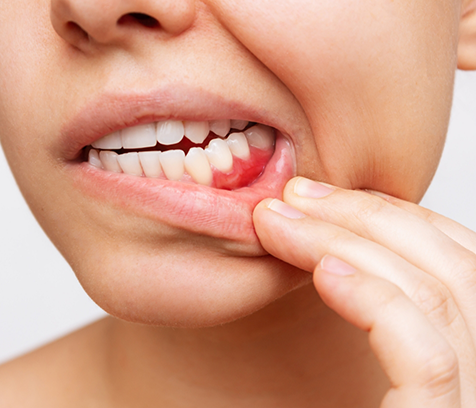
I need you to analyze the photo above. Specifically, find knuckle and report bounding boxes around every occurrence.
[410,280,460,330]
[420,208,441,226]
[324,226,362,253]
[451,254,476,285]
[418,344,459,399]
[353,194,389,222]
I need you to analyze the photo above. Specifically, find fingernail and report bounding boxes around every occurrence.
[267,199,306,219]
[294,178,334,199]
[320,255,356,276]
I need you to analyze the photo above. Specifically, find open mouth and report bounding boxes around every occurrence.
[86,119,275,190]
[64,89,296,246]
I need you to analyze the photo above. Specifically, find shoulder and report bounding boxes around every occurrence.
[0,318,112,408]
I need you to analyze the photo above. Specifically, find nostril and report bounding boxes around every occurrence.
[118,13,160,29]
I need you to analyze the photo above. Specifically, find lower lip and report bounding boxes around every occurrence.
[67,132,294,244]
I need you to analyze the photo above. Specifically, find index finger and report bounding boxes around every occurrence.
[366,190,476,254]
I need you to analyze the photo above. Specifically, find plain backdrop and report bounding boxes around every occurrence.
[1,70,475,364]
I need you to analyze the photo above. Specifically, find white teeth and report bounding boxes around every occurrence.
[121,123,156,149]
[156,120,185,145]
[184,121,210,144]
[184,148,213,186]
[230,120,248,131]
[160,150,185,180]
[89,120,274,183]
[226,132,250,160]
[209,120,231,137]
[99,150,122,173]
[88,149,103,168]
[139,151,162,178]
[205,139,233,173]
[92,131,122,150]
[244,125,275,150]
[117,152,143,176]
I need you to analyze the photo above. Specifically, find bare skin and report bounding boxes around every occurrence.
[0,0,476,407]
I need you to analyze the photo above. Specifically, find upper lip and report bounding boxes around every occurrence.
[58,84,298,161]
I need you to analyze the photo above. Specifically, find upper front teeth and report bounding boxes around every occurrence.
[121,123,156,149]
[184,121,210,144]
[156,120,185,146]
[209,120,231,137]
[92,119,255,150]
[91,132,122,150]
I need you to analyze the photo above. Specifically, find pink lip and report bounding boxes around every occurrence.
[60,86,296,245]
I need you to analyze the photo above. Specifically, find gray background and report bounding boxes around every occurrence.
[1,70,475,364]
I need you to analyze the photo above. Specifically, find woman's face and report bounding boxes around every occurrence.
[0,0,463,326]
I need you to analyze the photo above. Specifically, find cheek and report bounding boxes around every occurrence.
[0,0,81,213]
[0,2,57,158]
[212,0,459,201]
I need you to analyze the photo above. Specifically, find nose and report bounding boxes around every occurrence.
[50,0,196,49]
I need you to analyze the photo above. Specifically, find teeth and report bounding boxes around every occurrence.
[139,151,162,178]
[99,150,122,173]
[226,132,250,160]
[156,120,185,145]
[230,120,248,131]
[92,131,122,150]
[184,148,213,186]
[90,120,275,153]
[160,150,185,180]
[89,120,275,183]
[205,138,233,173]
[121,123,156,149]
[244,125,275,150]
[184,121,210,144]
[88,149,103,168]
[117,152,143,176]
[209,120,231,137]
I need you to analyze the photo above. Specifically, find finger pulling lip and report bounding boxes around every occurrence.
[59,87,296,246]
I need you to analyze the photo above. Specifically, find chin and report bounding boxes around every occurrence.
[73,245,312,328]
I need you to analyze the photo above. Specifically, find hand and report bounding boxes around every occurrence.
[253,177,476,407]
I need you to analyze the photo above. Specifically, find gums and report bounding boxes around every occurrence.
[212,146,273,190]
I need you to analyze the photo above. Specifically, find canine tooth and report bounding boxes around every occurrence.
[117,152,143,176]
[160,150,185,180]
[99,151,122,173]
[244,125,275,149]
[230,120,248,130]
[184,148,213,186]
[205,139,233,173]
[92,131,122,149]
[139,151,162,178]
[121,123,156,149]
[209,120,231,137]
[88,149,103,168]
[156,120,184,145]
[226,132,250,160]
[184,121,210,144]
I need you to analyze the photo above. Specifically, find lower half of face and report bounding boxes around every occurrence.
[0,0,461,326]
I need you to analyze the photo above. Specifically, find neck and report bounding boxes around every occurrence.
[104,284,388,407]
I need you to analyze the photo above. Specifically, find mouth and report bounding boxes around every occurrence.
[63,89,296,250]
[86,119,275,190]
